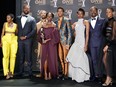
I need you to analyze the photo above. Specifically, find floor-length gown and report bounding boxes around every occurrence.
[38,27,60,78]
[66,19,90,82]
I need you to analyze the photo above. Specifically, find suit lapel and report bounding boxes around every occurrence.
[94,17,99,30]
[55,19,58,28]
[60,17,64,29]
[23,16,29,29]
[19,16,23,29]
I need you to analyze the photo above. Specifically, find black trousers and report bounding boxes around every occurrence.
[106,43,116,77]
[18,39,32,75]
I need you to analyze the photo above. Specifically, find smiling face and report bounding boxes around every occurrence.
[90,7,98,17]
[23,5,30,14]
[47,13,53,22]
[57,9,64,17]
[106,8,113,19]
[40,10,47,19]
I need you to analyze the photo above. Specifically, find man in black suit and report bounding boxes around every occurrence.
[16,4,36,77]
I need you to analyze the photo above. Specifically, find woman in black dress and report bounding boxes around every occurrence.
[102,7,116,86]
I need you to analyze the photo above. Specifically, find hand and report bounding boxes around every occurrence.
[40,34,44,38]
[84,46,88,52]
[20,36,27,40]
[103,45,108,53]
[65,45,70,50]
[43,38,51,43]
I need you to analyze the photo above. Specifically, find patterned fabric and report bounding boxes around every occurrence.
[55,17,72,46]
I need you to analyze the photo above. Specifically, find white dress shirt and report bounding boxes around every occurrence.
[90,16,98,29]
[21,16,27,28]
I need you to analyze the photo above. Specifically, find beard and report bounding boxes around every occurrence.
[41,16,46,19]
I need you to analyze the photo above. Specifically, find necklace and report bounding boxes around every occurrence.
[8,22,14,28]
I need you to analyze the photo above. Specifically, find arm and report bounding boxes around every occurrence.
[36,21,42,34]
[51,28,60,45]
[26,18,37,39]
[84,20,90,52]
[66,19,72,48]
[72,22,76,37]
[112,21,116,40]
[0,23,5,47]
[15,24,18,35]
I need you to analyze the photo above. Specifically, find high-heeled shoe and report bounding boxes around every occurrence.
[48,72,51,80]
[102,81,112,86]
[9,72,13,78]
[6,75,10,79]
[44,73,48,80]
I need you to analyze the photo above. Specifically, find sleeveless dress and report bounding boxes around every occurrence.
[66,19,90,82]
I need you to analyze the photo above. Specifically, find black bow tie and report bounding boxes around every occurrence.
[22,15,28,17]
[92,18,96,20]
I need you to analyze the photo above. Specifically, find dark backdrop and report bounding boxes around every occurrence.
[17,0,116,71]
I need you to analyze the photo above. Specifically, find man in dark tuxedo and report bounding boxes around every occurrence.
[89,6,106,82]
[16,4,36,77]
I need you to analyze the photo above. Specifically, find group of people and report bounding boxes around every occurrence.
[0,4,116,86]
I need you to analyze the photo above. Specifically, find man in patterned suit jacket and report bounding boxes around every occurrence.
[55,7,72,80]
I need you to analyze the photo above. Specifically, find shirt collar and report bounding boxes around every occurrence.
[58,17,63,21]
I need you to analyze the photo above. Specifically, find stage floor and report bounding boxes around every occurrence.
[0,75,116,87]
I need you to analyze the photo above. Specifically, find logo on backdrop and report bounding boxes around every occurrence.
[114,11,116,17]
[24,0,31,6]
[82,0,86,7]
[112,0,116,6]
[78,0,86,7]
[90,0,103,4]
[65,9,72,20]
[35,0,46,5]
[98,9,102,18]
[85,12,89,17]
[52,12,58,18]
[37,10,42,19]
[62,0,73,5]
[50,0,58,7]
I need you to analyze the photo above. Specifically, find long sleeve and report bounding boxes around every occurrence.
[66,19,72,46]
[51,28,60,45]
[26,18,37,39]
[38,29,42,44]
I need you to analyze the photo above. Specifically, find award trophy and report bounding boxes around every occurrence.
[26,0,31,6]
[40,28,45,43]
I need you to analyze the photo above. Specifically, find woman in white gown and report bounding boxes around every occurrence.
[66,8,90,83]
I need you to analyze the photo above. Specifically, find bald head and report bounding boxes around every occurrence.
[90,6,98,17]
